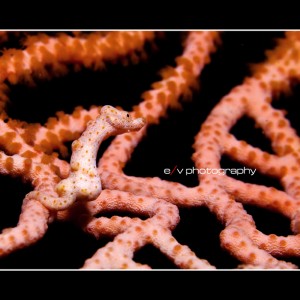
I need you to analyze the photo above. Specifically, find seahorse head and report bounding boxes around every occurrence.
[101,105,146,132]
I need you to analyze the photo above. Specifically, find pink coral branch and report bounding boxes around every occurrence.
[78,190,213,269]
[0,195,49,257]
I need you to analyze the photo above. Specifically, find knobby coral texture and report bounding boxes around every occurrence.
[0,31,300,269]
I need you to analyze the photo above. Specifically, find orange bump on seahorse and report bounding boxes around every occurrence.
[30,105,146,210]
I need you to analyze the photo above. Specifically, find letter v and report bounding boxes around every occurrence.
[177,168,184,174]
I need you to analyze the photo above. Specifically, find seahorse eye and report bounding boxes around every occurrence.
[127,114,130,118]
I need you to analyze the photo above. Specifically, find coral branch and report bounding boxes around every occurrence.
[0,195,49,257]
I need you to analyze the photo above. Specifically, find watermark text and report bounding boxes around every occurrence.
[164,166,256,176]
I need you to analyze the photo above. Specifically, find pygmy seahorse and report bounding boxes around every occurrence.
[33,105,145,210]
